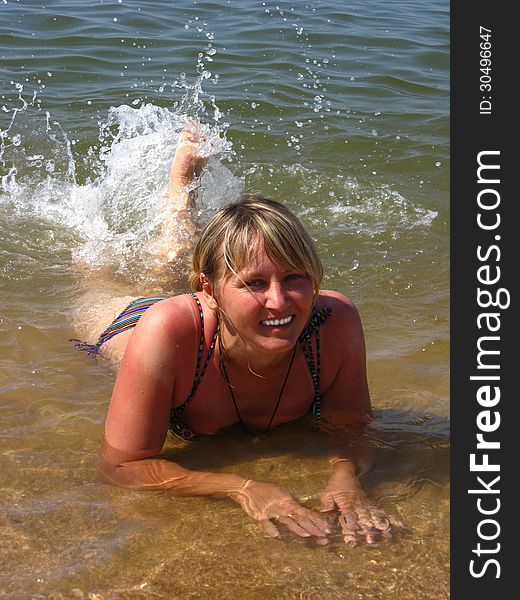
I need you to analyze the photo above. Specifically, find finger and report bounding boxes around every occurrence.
[316,536,330,546]
[292,515,330,539]
[355,509,380,543]
[343,531,358,546]
[319,496,335,512]
[356,507,375,529]
[338,511,360,546]
[297,509,332,535]
[365,532,378,544]
[338,512,359,535]
[359,527,380,544]
[338,517,359,546]
[277,516,312,538]
[261,519,281,539]
[370,510,391,533]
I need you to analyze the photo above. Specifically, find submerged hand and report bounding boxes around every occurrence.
[234,480,331,542]
[320,464,403,545]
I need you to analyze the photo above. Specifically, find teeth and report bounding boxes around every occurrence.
[262,315,293,327]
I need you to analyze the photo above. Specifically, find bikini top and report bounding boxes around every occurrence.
[169,294,332,441]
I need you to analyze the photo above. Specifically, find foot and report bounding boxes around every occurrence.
[168,125,209,187]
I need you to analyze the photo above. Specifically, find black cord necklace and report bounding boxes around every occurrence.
[220,344,298,437]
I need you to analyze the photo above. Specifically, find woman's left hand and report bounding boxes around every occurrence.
[234,480,332,542]
[320,461,403,545]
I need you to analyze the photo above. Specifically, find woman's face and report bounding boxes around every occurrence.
[208,240,315,359]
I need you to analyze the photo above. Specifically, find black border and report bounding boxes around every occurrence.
[451,2,513,596]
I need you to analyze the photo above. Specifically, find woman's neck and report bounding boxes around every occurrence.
[217,327,296,375]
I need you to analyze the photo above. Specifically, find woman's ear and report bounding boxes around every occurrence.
[200,275,219,311]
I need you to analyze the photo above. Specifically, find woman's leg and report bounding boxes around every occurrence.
[150,125,208,264]
[71,126,208,365]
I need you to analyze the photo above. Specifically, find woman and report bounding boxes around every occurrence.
[74,127,401,545]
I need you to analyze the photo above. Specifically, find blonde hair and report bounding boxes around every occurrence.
[189,193,323,296]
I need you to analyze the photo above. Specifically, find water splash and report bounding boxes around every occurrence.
[0,78,241,285]
[1,67,437,288]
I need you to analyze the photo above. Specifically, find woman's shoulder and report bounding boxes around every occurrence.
[134,293,204,339]
[315,290,365,353]
[316,289,360,321]
[117,293,206,373]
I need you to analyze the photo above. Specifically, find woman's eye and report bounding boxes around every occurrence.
[286,273,303,281]
[245,279,264,288]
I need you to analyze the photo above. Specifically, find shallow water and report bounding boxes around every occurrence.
[1,1,449,598]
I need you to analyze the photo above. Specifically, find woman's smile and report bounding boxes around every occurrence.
[260,314,295,328]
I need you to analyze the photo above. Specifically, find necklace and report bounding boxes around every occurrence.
[220,344,298,437]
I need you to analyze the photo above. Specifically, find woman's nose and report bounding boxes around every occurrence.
[264,281,288,309]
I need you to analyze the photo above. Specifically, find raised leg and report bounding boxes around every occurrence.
[151,125,209,264]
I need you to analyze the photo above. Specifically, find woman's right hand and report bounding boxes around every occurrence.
[233,480,331,542]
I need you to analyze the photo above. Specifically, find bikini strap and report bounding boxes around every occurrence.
[186,293,218,398]
[169,293,218,440]
[298,307,332,425]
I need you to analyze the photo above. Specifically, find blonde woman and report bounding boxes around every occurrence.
[73,127,401,545]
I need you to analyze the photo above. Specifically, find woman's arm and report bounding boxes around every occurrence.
[99,436,247,495]
[319,291,373,426]
[317,292,403,544]
[100,298,246,498]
